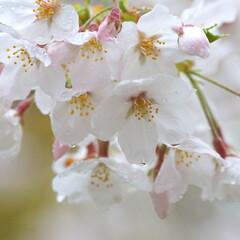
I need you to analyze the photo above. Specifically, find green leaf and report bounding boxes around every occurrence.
[203,24,229,43]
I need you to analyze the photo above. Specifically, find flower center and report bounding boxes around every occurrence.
[129,94,159,122]
[139,36,165,60]
[80,38,107,62]
[5,46,37,73]
[68,93,95,116]
[175,149,202,167]
[90,163,113,188]
[33,0,61,20]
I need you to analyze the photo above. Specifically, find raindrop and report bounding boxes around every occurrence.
[68,144,76,148]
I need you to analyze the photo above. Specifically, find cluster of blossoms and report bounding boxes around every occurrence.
[1,0,240,218]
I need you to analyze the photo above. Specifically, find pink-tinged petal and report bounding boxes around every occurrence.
[15,98,32,117]
[47,41,79,66]
[154,149,182,194]
[151,191,171,219]
[118,117,158,165]
[91,96,130,140]
[53,139,70,161]
[69,56,111,92]
[0,65,4,74]
[178,26,210,59]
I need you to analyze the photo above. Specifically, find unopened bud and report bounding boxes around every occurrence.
[178,25,210,59]
[98,8,122,41]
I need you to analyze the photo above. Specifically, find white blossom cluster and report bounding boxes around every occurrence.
[0,0,240,218]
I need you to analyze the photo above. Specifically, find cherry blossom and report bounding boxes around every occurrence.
[92,73,193,164]
[0,0,80,44]
[52,148,150,206]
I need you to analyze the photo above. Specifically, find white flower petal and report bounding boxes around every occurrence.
[0,64,38,102]
[92,96,130,140]
[0,109,22,163]
[0,0,35,30]
[118,117,158,164]
[137,4,181,37]
[148,73,193,104]
[51,99,92,145]
[0,33,22,64]
[38,65,66,98]
[34,87,55,115]
[101,157,151,191]
[154,149,182,194]
[155,105,193,144]
[51,5,79,41]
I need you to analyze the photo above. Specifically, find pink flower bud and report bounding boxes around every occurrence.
[47,41,79,66]
[98,8,122,41]
[178,25,210,59]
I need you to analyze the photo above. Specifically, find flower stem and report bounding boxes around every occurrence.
[81,7,112,31]
[186,73,229,158]
[189,71,240,97]
[186,73,219,138]
[98,140,109,157]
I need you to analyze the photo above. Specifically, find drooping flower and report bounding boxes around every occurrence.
[52,147,150,206]
[50,89,101,145]
[153,136,223,218]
